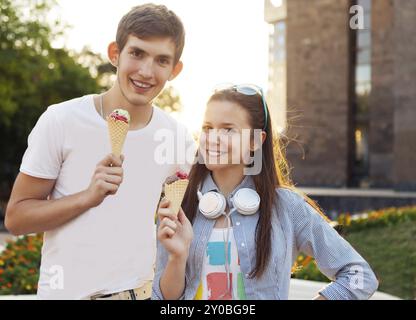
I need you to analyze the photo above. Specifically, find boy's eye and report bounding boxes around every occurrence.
[130,50,144,58]
[159,58,170,65]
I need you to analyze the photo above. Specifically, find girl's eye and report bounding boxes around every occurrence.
[221,128,236,134]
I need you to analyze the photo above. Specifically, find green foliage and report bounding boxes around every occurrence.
[0,0,102,198]
[292,206,416,299]
[337,206,416,232]
[0,234,43,295]
[291,254,330,283]
[154,85,183,113]
[345,218,416,300]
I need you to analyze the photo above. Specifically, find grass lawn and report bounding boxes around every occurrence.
[344,219,416,300]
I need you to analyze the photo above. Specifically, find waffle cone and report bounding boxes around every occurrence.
[107,118,129,157]
[164,179,189,216]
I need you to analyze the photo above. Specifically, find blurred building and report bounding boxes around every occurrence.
[264,0,416,191]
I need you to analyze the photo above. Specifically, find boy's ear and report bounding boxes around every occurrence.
[168,61,183,81]
[108,41,120,67]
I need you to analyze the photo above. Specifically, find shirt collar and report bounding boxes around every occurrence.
[200,172,256,197]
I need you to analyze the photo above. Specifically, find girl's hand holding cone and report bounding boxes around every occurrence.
[157,199,193,259]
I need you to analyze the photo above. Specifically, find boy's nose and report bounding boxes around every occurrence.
[137,59,153,78]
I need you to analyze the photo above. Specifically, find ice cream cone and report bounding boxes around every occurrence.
[107,109,130,157]
[164,179,189,216]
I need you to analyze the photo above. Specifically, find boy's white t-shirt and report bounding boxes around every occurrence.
[20,94,196,299]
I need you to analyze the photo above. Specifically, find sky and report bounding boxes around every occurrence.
[50,0,270,132]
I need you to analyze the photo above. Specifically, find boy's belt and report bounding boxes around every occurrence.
[90,281,152,300]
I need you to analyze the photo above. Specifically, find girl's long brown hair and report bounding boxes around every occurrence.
[182,89,329,279]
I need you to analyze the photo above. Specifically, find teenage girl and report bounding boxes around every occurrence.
[152,84,378,300]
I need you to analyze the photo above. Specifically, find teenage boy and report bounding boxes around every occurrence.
[5,4,195,300]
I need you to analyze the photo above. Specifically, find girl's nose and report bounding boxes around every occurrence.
[204,130,220,145]
[207,139,221,150]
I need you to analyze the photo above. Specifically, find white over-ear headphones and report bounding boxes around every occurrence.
[197,186,260,299]
[197,187,260,219]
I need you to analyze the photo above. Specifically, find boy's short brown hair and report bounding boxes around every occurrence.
[116,3,185,64]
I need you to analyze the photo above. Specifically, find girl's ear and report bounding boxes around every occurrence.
[108,41,120,67]
[250,131,267,152]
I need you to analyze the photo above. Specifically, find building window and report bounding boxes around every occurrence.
[271,0,283,7]
[351,0,371,187]
[268,19,286,131]
[273,21,286,62]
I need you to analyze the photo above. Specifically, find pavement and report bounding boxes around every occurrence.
[0,279,400,300]
[288,279,400,300]
[299,187,416,198]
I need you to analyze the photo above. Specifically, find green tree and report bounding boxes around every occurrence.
[0,0,101,199]
[154,85,183,113]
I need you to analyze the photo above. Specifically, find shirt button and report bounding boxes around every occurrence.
[236,222,240,226]
[241,243,245,247]
[245,274,250,278]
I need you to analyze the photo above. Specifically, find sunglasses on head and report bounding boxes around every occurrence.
[213,83,268,131]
